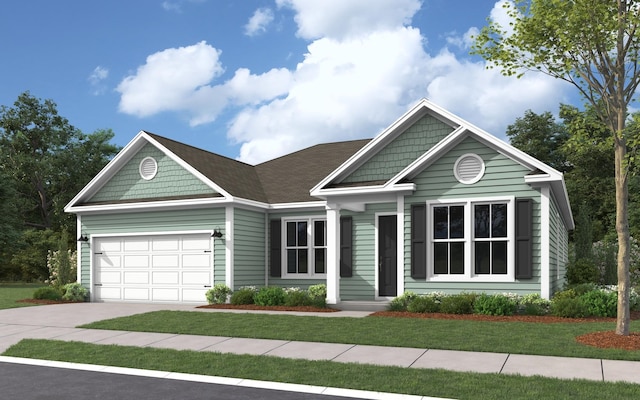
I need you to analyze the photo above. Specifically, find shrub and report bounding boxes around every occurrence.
[407,296,440,313]
[565,258,600,286]
[581,289,617,317]
[61,283,88,302]
[254,286,286,306]
[230,286,256,305]
[439,293,476,314]
[284,290,313,306]
[33,286,63,301]
[307,284,327,300]
[518,293,550,315]
[388,291,417,311]
[550,296,589,318]
[474,293,517,316]
[205,283,232,304]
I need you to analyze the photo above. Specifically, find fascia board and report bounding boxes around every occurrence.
[316,183,415,198]
[268,201,327,210]
[143,133,233,199]
[310,99,456,196]
[66,196,229,215]
[64,131,149,212]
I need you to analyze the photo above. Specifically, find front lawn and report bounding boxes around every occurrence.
[0,283,44,310]
[5,339,639,400]
[80,310,640,360]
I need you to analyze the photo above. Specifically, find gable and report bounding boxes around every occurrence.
[87,143,218,204]
[339,114,454,185]
[412,136,536,199]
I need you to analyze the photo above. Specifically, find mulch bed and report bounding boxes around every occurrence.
[16,299,81,305]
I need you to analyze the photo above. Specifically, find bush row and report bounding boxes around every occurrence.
[388,285,640,318]
[206,283,327,308]
[33,282,88,302]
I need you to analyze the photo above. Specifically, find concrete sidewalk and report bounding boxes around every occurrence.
[1,303,640,385]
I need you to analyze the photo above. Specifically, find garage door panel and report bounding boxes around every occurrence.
[124,272,149,284]
[183,237,210,251]
[183,254,210,268]
[124,255,149,268]
[152,288,179,302]
[152,271,179,284]
[182,271,211,285]
[152,237,180,251]
[94,233,211,303]
[152,255,179,268]
[124,287,150,301]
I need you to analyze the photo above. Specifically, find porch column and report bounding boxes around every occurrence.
[326,204,341,304]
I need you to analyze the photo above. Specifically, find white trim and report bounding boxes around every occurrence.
[325,205,340,304]
[540,185,551,300]
[88,230,214,303]
[225,206,234,290]
[453,153,485,185]
[67,197,227,214]
[76,215,83,284]
[425,196,515,283]
[280,215,328,280]
[139,156,158,180]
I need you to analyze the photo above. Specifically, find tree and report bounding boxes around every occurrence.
[0,92,120,231]
[472,0,640,335]
[506,109,570,172]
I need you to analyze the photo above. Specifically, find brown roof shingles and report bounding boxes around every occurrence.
[147,132,369,204]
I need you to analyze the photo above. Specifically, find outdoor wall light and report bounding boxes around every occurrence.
[77,234,89,242]
[212,229,223,239]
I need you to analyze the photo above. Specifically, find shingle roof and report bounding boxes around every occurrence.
[147,132,369,204]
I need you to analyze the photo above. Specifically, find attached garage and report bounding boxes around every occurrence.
[92,233,213,303]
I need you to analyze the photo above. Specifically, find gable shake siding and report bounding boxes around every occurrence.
[342,115,454,184]
[403,136,543,295]
[89,144,216,203]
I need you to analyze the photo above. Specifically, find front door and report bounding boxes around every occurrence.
[378,215,397,297]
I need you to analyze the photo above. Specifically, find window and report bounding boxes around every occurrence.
[284,218,326,277]
[428,198,514,281]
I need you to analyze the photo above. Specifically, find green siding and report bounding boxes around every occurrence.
[341,203,396,300]
[80,208,226,289]
[342,115,454,184]
[402,136,543,296]
[550,195,569,295]
[90,144,216,203]
[233,208,266,289]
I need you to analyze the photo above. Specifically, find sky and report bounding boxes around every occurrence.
[0,0,577,165]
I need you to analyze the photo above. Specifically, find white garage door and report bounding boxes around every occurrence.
[93,233,212,303]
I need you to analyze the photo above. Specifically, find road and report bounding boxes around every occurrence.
[0,362,364,400]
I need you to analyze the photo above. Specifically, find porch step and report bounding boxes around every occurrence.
[335,301,390,312]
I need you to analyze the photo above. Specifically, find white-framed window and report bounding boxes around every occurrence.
[428,197,515,282]
[283,217,327,278]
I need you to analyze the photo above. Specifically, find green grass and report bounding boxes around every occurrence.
[0,283,44,309]
[4,339,638,400]
[79,310,640,360]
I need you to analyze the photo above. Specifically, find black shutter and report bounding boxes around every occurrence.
[515,198,533,279]
[270,219,281,277]
[340,216,353,277]
[411,204,427,279]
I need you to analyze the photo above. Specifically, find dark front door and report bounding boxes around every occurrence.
[378,215,397,297]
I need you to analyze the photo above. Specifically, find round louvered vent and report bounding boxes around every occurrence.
[139,157,158,180]
[454,153,484,184]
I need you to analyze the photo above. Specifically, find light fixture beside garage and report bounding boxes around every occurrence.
[212,228,223,239]
[77,234,89,242]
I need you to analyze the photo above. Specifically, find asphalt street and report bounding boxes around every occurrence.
[0,362,362,400]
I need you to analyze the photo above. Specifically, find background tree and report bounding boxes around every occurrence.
[0,91,120,281]
[473,0,640,335]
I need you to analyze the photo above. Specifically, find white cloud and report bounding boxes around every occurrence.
[244,8,274,36]
[88,66,109,95]
[116,41,225,119]
[276,0,421,40]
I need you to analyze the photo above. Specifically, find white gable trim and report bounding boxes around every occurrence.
[64,131,232,212]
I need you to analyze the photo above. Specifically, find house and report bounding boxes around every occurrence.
[65,99,574,306]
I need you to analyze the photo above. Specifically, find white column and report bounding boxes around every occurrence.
[540,186,551,300]
[326,204,341,304]
[396,195,405,297]
[225,206,234,290]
